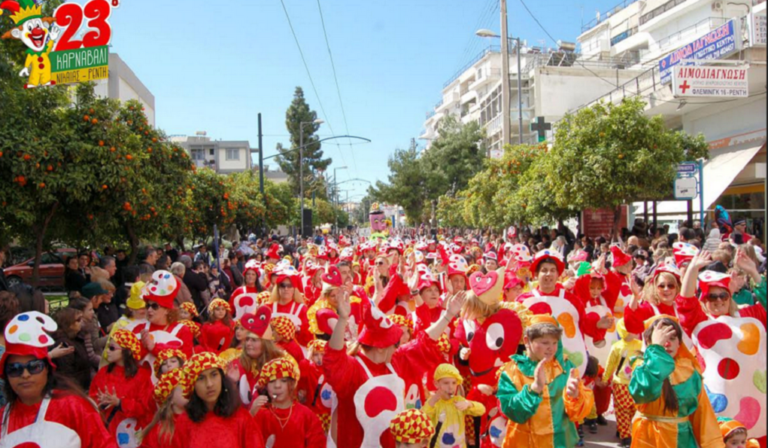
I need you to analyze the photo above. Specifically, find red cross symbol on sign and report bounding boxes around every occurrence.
[680,80,691,94]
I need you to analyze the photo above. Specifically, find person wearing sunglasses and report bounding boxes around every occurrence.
[88,329,153,445]
[267,271,312,348]
[0,312,115,447]
[624,263,684,336]
[136,271,194,383]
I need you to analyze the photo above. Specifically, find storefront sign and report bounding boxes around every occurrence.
[659,20,739,84]
[0,0,119,89]
[672,65,749,97]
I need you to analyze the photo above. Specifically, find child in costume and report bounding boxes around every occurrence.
[422,364,485,448]
[271,315,305,362]
[389,408,436,448]
[629,315,722,448]
[154,348,187,379]
[602,318,641,448]
[139,368,193,448]
[719,417,761,448]
[299,339,334,433]
[498,314,593,448]
[251,357,326,447]
[200,298,235,355]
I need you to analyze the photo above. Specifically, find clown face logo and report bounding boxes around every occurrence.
[370,213,387,231]
[12,18,57,53]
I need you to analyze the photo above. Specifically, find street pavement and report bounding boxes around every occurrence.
[583,411,622,448]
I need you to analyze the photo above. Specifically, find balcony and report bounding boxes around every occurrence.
[443,46,500,88]
[639,0,689,26]
[582,0,640,33]
[654,17,729,55]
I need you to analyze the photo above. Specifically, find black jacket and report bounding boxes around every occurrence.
[52,332,92,391]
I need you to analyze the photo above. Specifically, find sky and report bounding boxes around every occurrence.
[106,0,624,202]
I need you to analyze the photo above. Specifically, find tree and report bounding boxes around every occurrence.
[370,139,427,225]
[539,98,709,236]
[274,87,332,198]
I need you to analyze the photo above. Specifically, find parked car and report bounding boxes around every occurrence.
[4,248,77,291]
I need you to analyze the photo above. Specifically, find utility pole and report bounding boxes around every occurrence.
[257,113,264,236]
[515,38,523,144]
[501,0,511,147]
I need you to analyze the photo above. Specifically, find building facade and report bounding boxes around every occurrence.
[94,54,155,127]
[170,133,254,174]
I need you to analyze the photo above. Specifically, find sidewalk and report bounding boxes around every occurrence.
[584,413,621,448]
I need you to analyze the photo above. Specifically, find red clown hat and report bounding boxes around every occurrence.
[357,304,402,348]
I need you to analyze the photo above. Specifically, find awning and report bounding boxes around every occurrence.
[633,141,765,215]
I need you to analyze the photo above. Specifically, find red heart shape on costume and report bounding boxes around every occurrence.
[241,306,273,338]
[469,271,498,296]
[322,266,343,287]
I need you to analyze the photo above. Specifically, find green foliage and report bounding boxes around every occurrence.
[274,87,332,198]
[371,117,486,224]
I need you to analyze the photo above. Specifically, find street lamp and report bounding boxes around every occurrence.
[300,119,324,238]
[477,16,525,146]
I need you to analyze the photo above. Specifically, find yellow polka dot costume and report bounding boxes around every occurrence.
[270,316,296,341]
[257,357,300,389]
[208,298,231,315]
[111,329,142,361]
[153,367,193,405]
[153,348,187,378]
[389,408,435,444]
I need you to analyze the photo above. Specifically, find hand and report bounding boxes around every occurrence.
[97,386,121,409]
[477,384,495,396]
[530,360,547,395]
[50,25,60,41]
[336,289,351,319]
[226,362,240,383]
[49,343,75,359]
[595,377,607,389]
[692,250,712,271]
[596,316,615,330]
[459,347,471,361]
[563,277,576,291]
[565,369,580,399]
[446,291,466,317]
[19,67,29,77]
[297,390,307,404]
[454,399,472,411]
[735,249,760,281]
[650,322,677,347]
[249,395,269,416]
[142,333,156,352]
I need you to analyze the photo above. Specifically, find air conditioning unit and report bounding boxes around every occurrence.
[712,1,723,11]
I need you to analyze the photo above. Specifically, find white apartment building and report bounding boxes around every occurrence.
[170,133,255,174]
[421,45,643,157]
[93,54,155,127]
[576,0,766,232]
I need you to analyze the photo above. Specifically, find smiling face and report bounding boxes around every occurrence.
[704,285,731,317]
[536,262,559,293]
[526,334,559,362]
[654,273,679,304]
[12,18,50,53]
[420,285,440,308]
[244,335,263,358]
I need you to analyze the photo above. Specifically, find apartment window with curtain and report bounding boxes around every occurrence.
[225,148,240,161]
[191,149,204,160]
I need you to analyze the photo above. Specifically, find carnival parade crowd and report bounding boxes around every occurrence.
[0,208,765,448]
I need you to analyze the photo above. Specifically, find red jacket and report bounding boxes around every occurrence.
[254,402,326,448]
[89,364,154,438]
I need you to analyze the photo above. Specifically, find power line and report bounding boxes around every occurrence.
[456,0,497,77]
[518,0,618,88]
[316,0,356,175]
[278,0,336,137]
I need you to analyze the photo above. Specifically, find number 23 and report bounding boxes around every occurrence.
[54,0,113,52]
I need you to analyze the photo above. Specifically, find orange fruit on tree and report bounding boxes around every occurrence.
[92,118,98,124]
[99,140,104,147]
[83,115,90,121]
[38,183,45,188]
[110,147,116,152]
[126,155,133,161]
[102,184,108,189]
[23,154,30,161]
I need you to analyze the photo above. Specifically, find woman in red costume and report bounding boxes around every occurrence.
[0,311,115,448]
[89,329,153,446]
[323,289,465,448]
[200,298,235,355]
[227,306,285,408]
[267,267,313,347]
[230,260,264,321]
[175,352,264,448]
[623,263,683,335]
[135,271,194,380]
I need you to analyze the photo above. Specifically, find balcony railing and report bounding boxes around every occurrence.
[443,46,500,88]
[655,17,728,52]
[582,0,640,32]
[640,0,690,26]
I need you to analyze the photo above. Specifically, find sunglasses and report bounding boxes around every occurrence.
[375,261,386,266]
[108,345,120,352]
[6,359,47,378]
[706,292,730,302]
[656,283,676,290]
[145,302,161,310]
[278,283,294,289]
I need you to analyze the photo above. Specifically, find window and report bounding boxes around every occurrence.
[191,149,204,160]
[225,148,240,161]
[209,148,215,156]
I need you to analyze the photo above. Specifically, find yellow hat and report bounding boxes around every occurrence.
[433,363,462,384]
[127,281,146,310]
[529,314,559,327]
[389,409,435,443]
[257,357,300,389]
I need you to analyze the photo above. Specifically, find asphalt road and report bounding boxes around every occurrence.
[583,412,622,448]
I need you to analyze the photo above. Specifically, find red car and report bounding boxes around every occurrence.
[4,248,77,291]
